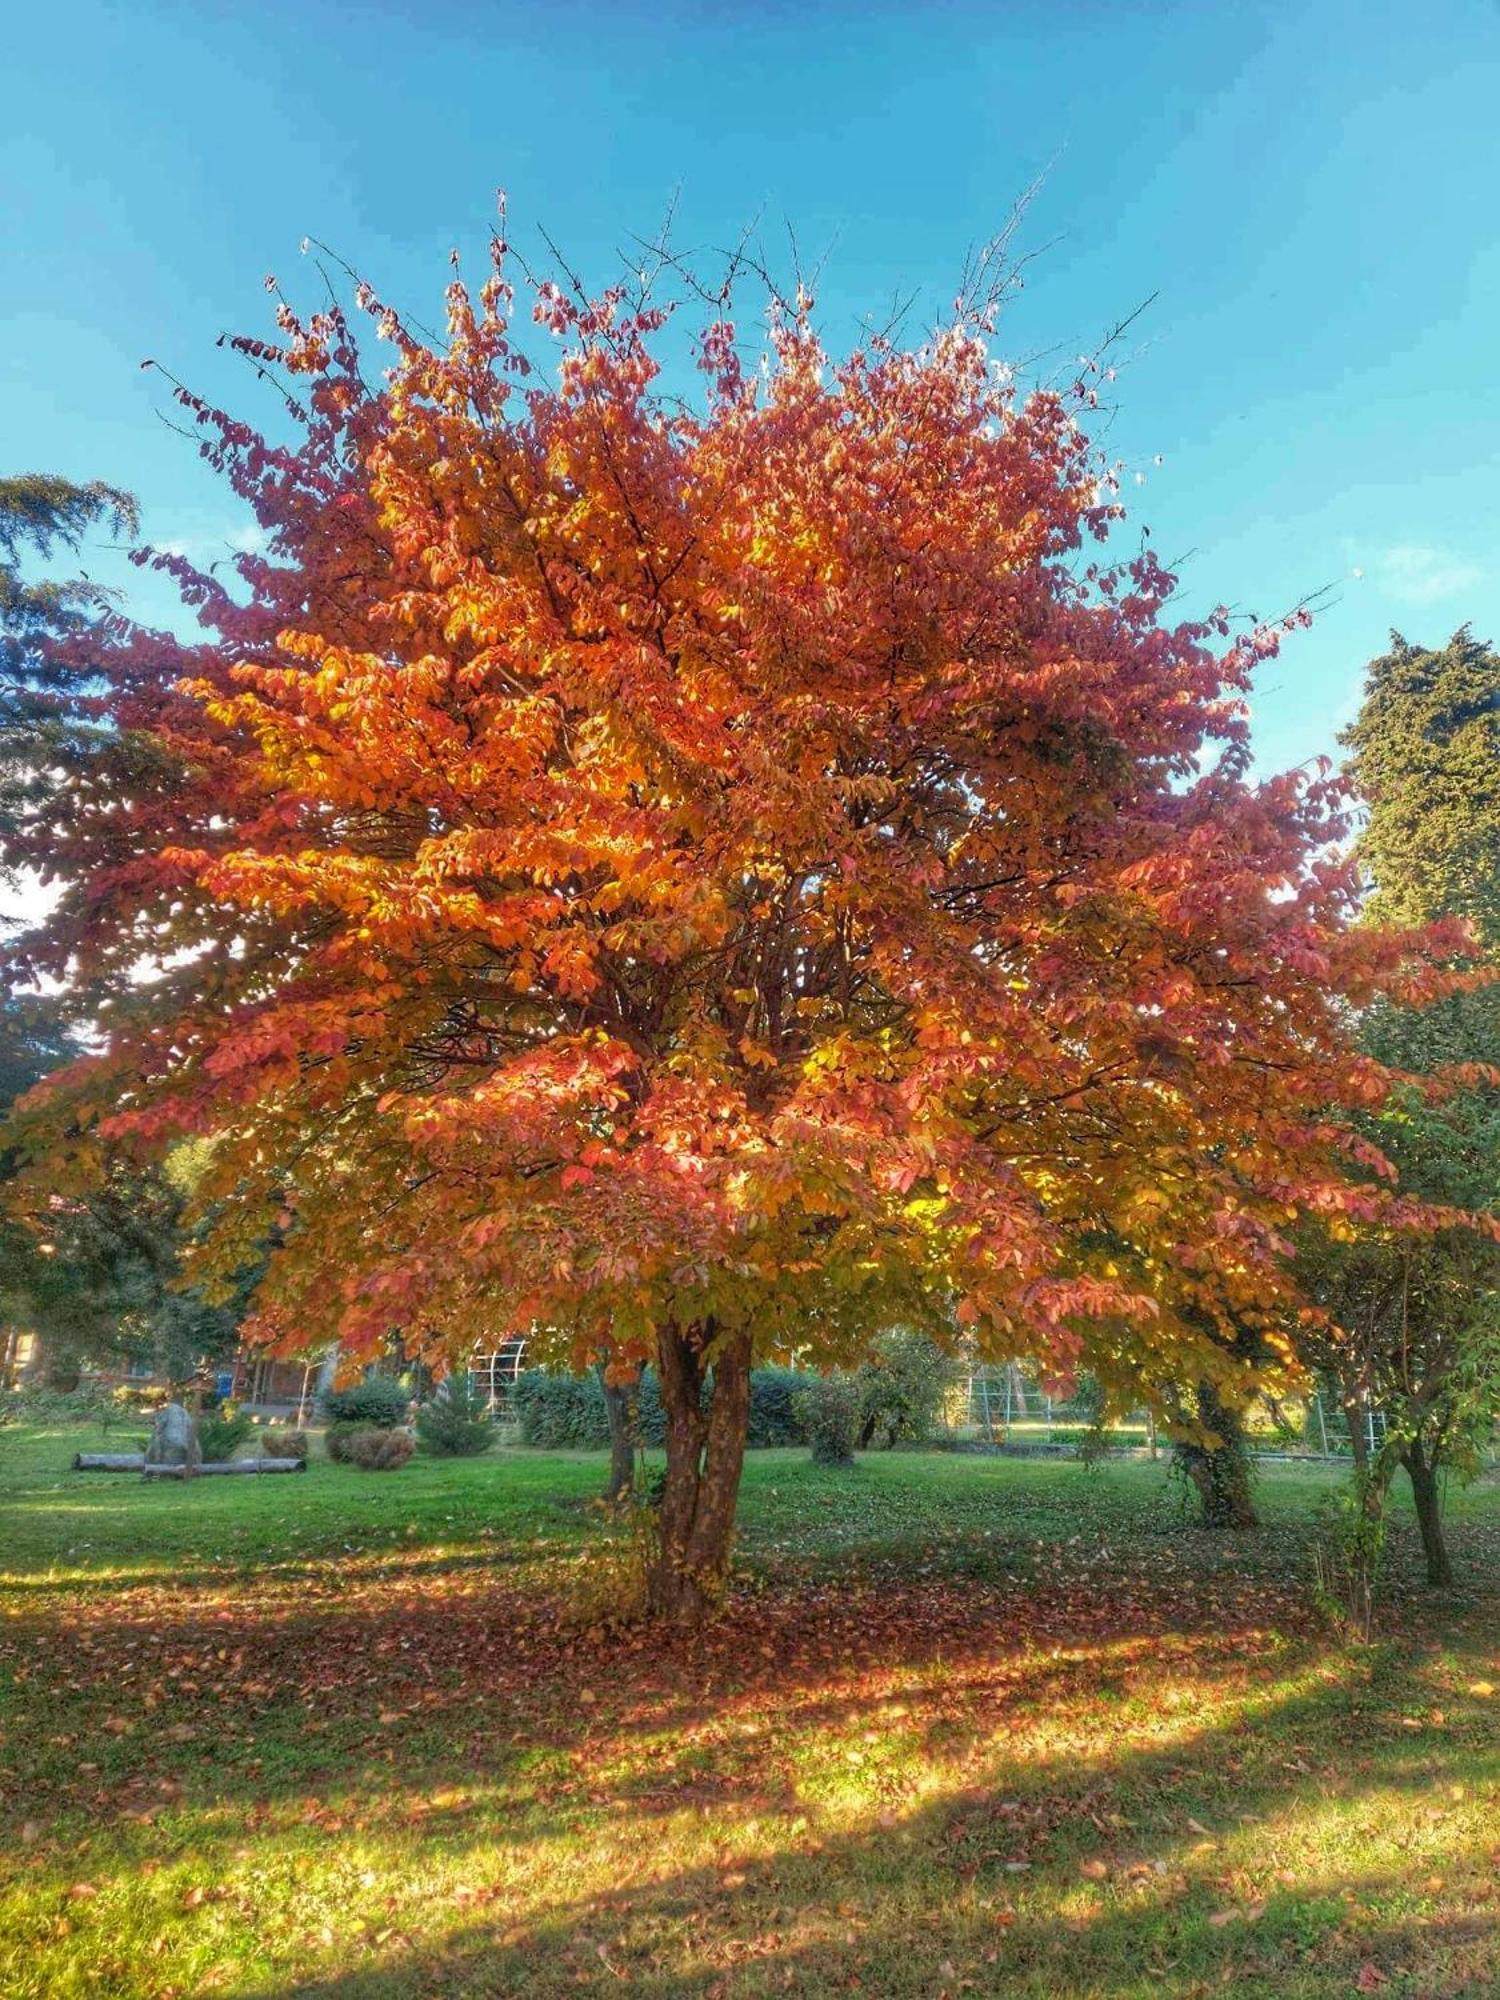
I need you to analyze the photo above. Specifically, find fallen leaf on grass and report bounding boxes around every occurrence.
[1356,1965,1386,1992]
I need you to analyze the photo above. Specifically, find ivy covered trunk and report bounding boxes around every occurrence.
[1179,1380,1260,1529]
[648,1321,752,1625]
[1401,1440,1452,1588]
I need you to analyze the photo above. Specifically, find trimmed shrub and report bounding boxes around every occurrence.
[1,1384,113,1428]
[796,1374,861,1467]
[415,1376,495,1457]
[321,1377,409,1429]
[348,1427,415,1471]
[746,1366,812,1447]
[198,1407,254,1463]
[261,1427,309,1461]
[513,1365,813,1450]
[513,1369,613,1447]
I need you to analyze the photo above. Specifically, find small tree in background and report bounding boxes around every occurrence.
[597,1359,640,1503]
[198,1404,254,1462]
[415,1374,496,1457]
[857,1329,959,1448]
[797,1375,861,1468]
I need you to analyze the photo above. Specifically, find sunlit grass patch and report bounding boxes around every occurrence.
[1,1425,1496,1997]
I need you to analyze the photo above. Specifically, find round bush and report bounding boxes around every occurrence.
[325,1419,373,1463]
[348,1428,415,1471]
[796,1374,861,1467]
[321,1377,410,1429]
[261,1427,309,1461]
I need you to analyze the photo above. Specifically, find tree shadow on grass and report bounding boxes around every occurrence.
[3,1551,1496,2000]
[228,1668,1498,2000]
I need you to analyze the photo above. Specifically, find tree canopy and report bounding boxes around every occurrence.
[0,243,1462,1611]
[1343,627,1500,947]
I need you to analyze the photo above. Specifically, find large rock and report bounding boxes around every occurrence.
[144,1402,201,1470]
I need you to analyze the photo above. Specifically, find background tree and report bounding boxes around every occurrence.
[2,475,140,1384]
[0,991,78,1385]
[1,236,1456,1621]
[1297,630,1500,1587]
[1347,629,1500,945]
[3,1100,246,1391]
[856,1329,959,1449]
[597,1357,641,1504]
[2,473,137,922]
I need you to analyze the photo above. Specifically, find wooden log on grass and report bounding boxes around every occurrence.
[148,1458,305,1476]
[77,1453,306,1476]
[197,1458,306,1474]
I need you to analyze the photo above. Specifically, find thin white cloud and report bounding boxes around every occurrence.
[157,521,266,562]
[1371,543,1484,607]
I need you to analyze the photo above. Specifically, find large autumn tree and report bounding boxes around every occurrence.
[1,240,1451,1618]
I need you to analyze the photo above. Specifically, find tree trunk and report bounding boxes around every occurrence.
[1343,1389,1370,1481]
[1401,1440,1453,1589]
[600,1364,638,1504]
[647,1321,751,1626]
[1180,1381,1260,1528]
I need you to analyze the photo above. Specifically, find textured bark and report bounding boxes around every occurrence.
[647,1322,751,1625]
[1342,1388,1371,1483]
[1402,1440,1453,1588]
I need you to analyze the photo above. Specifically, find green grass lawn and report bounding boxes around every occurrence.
[1,1423,1496,1999]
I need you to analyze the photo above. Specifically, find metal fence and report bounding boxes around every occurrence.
[952,1364,1403,1462]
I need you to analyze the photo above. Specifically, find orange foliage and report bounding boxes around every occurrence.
[2,233,1454,1405]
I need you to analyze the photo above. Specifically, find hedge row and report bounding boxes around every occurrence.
[511,1366,812,1450]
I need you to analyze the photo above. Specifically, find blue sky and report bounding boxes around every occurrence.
[5,0,1499,782]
